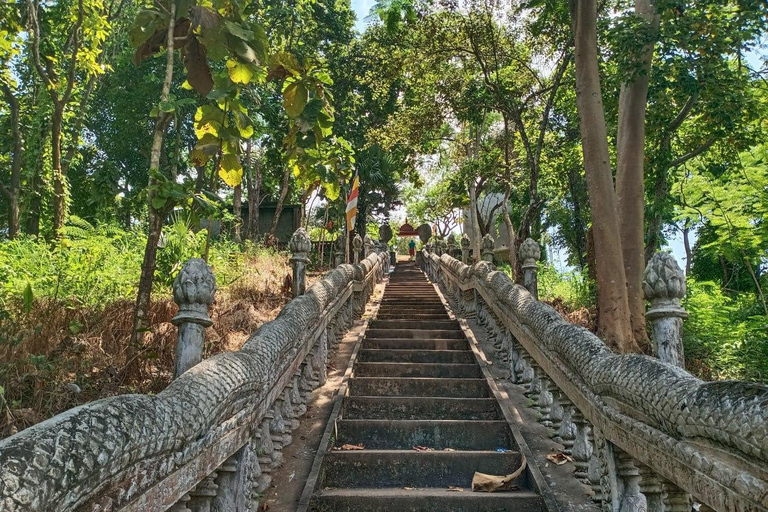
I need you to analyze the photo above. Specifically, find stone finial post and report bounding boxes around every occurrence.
[643,252,688,368]
[447,234,457,258]
[436,238,446,256]
[481,233,495,263]
[425,241,433,253]
[289,228,311,298]
[460,233,471,264]
[379,224,393,245]
[333,234,345,267]
[519,238,541,299]
[352,233,363,264]
[172,258,216,378]
[363,234,374,258]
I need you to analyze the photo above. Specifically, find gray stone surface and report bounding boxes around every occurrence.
[643,252,688,368]
[172,259,216,378]
[290,228,311,298]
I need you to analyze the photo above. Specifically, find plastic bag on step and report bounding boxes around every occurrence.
[471,456,526,492]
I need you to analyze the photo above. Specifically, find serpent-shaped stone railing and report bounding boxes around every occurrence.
[0,250,389,512]
[422,250,767,512]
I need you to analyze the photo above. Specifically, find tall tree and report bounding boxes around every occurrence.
[568,0,637,351]
[27,0,112,237]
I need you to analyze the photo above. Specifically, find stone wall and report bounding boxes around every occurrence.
[0,251,389,512]
[421,250,768,512]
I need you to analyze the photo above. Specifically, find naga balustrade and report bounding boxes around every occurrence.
[420,248,767,512]
[0,249,390,512]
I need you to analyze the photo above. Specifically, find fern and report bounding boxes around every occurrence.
[63,215,96,240]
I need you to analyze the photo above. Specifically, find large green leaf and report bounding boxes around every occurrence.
[218,153,243,187]
[129,9,166,48]
[226,58,254,84]
[283,81,309,118]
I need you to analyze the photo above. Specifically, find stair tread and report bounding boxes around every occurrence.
[317,487,538,497]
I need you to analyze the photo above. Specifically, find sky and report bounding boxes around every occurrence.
[351,0,376,32]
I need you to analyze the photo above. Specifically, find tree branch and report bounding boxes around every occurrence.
[669,137,716,168]
[668,93,698,134]
[27,0,55,94]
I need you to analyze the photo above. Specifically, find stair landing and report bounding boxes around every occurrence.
[299,262,552,512]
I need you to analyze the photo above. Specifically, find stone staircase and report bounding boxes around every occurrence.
[303,262,549,511]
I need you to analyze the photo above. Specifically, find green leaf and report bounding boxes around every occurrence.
[152,196,168,210]
[324,180,341,201]
[158,99,176,113]
[218,153,243,187]
[129,9,166,48]
[223,20,253,41]
[226,59,254,84]
[22,282,33,314]
[283,82,309,118]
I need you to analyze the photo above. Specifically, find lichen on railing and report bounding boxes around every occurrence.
[421,248,768,512]
[0,248,389,512]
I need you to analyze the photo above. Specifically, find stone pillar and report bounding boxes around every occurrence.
[172,258,216,379]
[434,239,443,256]
[446,234,457,258]
[289,228,311,298]
[363,234,374,258]
[460,233,470,264]
[188,472,218,512]
[519,238,541,299]
[352,233,363,264]
[333,234,345,267]
[642,252,688,368]
[481,233,495,264]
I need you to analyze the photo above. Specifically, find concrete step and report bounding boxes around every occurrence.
[376,309,449,316]
[358,349,475,364]
[369,320,459,330]
[335,419,513,450]
[366,329,465,339]
[310,487,545,512]
[341,397,502,420]
[362,338,469,350]
[320,450,526,488]
[355,362,482,378]
[348,377,490,398]
[376,314,451,320]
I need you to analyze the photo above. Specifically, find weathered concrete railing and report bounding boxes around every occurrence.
[420,247,767,512]
[0,246,390,512]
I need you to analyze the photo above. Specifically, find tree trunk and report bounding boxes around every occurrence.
[233,184,242,243]
[128,3,176,376]
[51,106,66,237]
[246,160,261,241]
[0,83,22,239]
[615,0,657,350]
[569,0,636,352]
[682,224,692,275]
[269,166,291,236]
[468,180,480,261]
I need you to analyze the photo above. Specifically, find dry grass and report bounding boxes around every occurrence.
[543,296,598,332]
[0,250,299,438]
